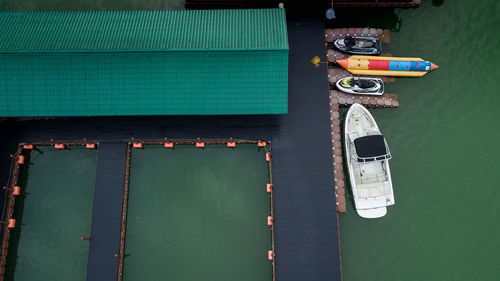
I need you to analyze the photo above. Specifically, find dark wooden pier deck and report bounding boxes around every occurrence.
[86,142,127,281]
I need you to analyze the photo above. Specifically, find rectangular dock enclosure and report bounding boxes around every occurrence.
[123,144,273,281]
[2,146,97,281]
[0,9,288,116]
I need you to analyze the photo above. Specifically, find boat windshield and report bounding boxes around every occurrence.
[354,135,391,162]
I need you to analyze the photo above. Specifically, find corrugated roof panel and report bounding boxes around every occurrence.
[0,51,288,116]
[0,9,288,52]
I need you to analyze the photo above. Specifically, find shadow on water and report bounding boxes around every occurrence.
[432,0,445,7]
[325,8,402,32]
[3,151,31,281]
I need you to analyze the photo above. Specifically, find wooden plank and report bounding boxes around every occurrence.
[330,90,399,108]
[325,28,390,43]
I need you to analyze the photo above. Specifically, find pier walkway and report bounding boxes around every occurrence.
[271,18,341,281]
[86,142,127,281]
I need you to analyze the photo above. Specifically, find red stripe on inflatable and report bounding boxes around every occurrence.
[368,59,390,70]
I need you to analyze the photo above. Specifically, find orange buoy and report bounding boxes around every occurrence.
[266,153,271,162]
[267,216,273,226]
[132,143,143,149]
[23,144,34,150]
[227,141,236,148]
[164,142,174,149]
[54,144,65,149]
[266,184,272,193]
[17,155,25,165]
[268,250,274,260]
[13,186,20,196]
[8,219,15,229]
[258,141,266,147]
[86,143,96,149]
[196,142,205,148]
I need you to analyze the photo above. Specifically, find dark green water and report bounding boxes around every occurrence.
[124,144,272,281]
[338,1,500,281]
[5,146,97,281]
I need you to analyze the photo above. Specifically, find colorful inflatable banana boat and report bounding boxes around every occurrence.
[337,55,438,77]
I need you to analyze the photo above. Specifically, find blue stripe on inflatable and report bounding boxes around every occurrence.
[409,61,432,71]
[389,60,431,72]
[389,60,410,71]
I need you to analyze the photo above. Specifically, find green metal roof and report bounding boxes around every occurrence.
[0,9,288,116]
[0,51,288,116]
[0,9,288,52]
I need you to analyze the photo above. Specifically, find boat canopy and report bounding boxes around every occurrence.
[354,135,391,162]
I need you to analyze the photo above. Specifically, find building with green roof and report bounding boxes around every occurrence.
[0,9,288,116]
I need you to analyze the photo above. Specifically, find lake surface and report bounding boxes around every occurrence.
[336,1,500,281]
[1,0,498,280]
[124,145,271,281]
[5,147,96,281]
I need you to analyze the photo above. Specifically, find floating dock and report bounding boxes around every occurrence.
[326,28,396,86]
[330,90,399,108]
[326,28,399,212]
[0,142,97,281]
[329,91,399,213]
[325,28,391,44]
[326,49,394,62]
[0,147,22,281]
[87,142,127,281]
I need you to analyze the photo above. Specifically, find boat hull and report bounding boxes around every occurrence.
[335,77,384,96]
[334,37,382,55]
[344,103,395,219]
[357,207,387,219]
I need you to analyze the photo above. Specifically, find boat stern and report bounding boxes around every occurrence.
[356,207,387,219]
[334,38,345,49]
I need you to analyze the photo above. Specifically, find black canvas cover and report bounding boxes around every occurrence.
[354,135,388,158]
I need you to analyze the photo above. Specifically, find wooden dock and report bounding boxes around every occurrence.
[329,90,399,213]
[326,28,396,84]
[325,28,391,44]
[331,90,399,108]
[326,28,399,213]
[327,68,396,83]
[326,48,393,62]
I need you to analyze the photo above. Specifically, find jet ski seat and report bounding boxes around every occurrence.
[357,79,376,89]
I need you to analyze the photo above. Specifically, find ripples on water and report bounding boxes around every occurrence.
[1,0,499,280]
[337,1,500,281]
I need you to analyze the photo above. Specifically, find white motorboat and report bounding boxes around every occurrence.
[344,103,395,218]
